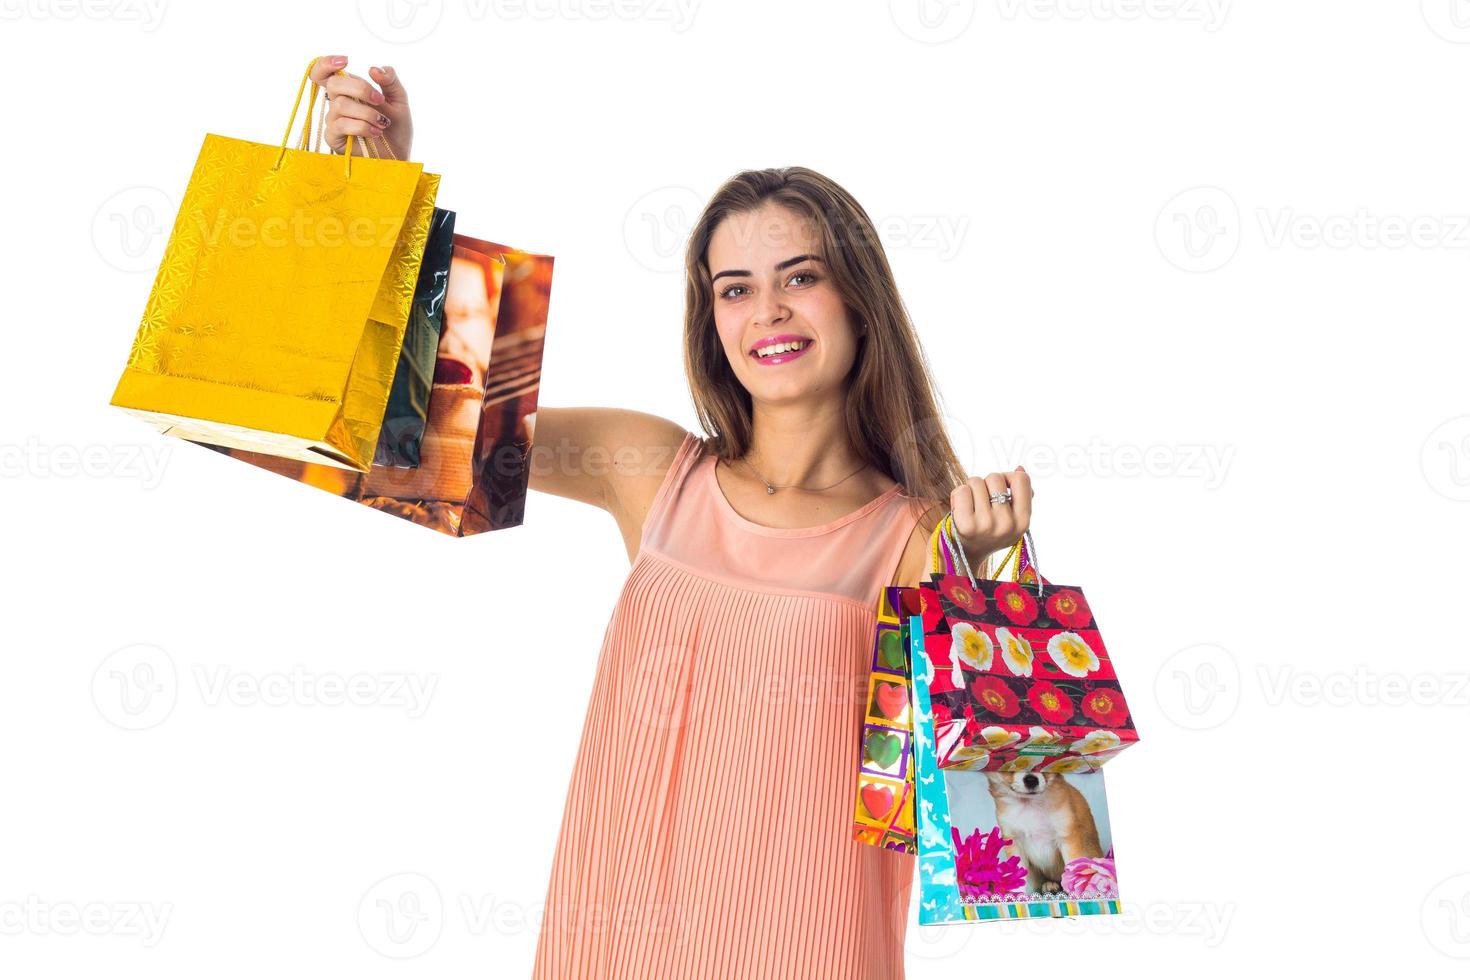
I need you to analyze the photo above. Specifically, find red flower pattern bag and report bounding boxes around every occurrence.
[920,515,1139,773]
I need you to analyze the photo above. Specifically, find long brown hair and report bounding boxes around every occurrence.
[681,166,986,575]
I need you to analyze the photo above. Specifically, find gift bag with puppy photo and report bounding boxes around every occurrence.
[906,526,1124,924]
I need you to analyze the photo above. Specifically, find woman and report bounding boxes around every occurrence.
[315,56,1034,978]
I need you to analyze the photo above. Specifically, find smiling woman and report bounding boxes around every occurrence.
[316,52,1033,980]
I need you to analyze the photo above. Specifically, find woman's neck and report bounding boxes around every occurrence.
[742,403,869,490]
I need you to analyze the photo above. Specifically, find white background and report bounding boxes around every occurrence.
[3,0,1469,976]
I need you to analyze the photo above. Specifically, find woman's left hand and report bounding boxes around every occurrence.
[949,466,1033,568]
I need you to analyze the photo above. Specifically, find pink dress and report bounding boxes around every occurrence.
[532,430,925,979]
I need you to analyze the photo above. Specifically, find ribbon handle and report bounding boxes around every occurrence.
[274,56,357,177]
[925,511,1045,598]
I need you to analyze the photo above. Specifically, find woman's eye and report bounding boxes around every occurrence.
[717,271,817,300]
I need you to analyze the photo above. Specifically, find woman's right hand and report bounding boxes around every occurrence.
[308,54,414,160]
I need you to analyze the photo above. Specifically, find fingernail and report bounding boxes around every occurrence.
[331,56,347,64]
[377,114,390,126]
[371,90,384,104]
[382,66,394,77]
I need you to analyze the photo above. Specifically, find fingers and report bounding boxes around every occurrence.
[308,54,348,87]
[979,473,1017,541]
[330,96,392,132]
[369,65,409,106]
[951,470,1032,544]
[1004,465,1033,538]
[324,70,386,107]
[329,114,388,146]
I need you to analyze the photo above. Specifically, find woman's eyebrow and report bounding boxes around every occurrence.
[711,254,823,283]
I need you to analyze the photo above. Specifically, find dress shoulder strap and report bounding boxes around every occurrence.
[639,429,706,548]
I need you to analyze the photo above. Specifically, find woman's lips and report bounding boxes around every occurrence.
[433,357,474,385]
[749,338,814,366]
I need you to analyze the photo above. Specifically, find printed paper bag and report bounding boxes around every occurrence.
[922,518,1139,773]
[109,57,440,472]
[908,607,1124,924]
[852,584,923,854]
[197,234,553,537]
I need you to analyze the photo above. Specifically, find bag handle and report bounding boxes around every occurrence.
[274,56,364,177]
[926,512,1045,597]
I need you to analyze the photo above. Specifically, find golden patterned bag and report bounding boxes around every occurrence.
[110,57,440,471]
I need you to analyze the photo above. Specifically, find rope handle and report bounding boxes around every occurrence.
[274,57,398,176]
[925,511,1044,597]
[275,57,355,176]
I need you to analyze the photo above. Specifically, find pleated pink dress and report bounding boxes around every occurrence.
[532,430,925,980]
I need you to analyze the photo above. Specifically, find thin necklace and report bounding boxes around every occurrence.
[735,452,871,495]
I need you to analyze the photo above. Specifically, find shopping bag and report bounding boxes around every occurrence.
[373,207,457,468]
[908,613,1124,923]
[109,56,441,472]
[853,517,1031,853]
[922,516,1139,773]
[197,234,553,537]
[852,582,923,854]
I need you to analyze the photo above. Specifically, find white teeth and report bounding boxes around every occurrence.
[755,340,807,358]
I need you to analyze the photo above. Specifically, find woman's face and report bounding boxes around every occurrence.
[707,203,862,407]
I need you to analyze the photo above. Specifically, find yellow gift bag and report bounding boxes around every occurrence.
[110,57,440,471]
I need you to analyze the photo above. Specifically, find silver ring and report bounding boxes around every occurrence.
[989,488,1012,505]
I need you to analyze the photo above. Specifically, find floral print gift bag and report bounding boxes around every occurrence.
[911,517,1135,923]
